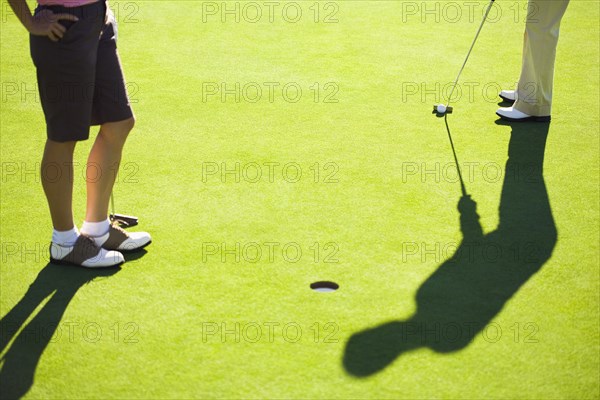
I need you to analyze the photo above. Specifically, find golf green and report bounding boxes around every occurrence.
[1,0,599,398]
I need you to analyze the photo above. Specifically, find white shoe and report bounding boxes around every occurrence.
[91,222,152,252]
[50,235,124,268]
[499,90,516,102]
[496,106,551,122]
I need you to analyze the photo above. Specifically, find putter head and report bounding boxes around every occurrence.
[110,213,139,228]
[432,105,453,115]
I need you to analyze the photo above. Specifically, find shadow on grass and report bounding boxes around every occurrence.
[343,119,556,377]
[0,263,121,399]
[124,248,148,263]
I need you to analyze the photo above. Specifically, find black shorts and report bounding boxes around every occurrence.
[30,1,134,142]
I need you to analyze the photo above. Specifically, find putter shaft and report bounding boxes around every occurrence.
[445,0,495,108]
[110,192,115,217]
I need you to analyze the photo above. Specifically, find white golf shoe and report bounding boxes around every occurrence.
[499,90,517,102]
[91,222,152,252]
[50,235,124,268]
[496,106,551,122]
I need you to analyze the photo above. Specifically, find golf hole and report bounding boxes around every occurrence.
[310,281,339,293]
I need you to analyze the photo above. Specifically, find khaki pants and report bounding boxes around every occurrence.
[515,0,570,116]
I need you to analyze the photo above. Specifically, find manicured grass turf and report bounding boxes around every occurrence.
[1,0,599,398]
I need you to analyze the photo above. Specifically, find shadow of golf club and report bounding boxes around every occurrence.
[0,263,121,399]
[343,119,556,377]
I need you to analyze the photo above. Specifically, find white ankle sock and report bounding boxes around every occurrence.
[81,218,110,237]
[52,227,80,247]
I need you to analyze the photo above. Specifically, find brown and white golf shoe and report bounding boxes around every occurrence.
[50,235,124,268]
[92,222,152,253]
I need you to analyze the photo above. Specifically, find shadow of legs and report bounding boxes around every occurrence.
[0,263,120,398]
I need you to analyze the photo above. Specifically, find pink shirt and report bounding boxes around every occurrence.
[38,0,100,7]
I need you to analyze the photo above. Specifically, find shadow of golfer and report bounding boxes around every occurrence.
[343,120,556,377]
[0,262,120,399]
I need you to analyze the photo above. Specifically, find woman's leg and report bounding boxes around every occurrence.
[83,116,151,252]
[84,117,135,223]
[41,139,76,231]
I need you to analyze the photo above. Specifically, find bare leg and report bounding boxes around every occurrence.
[85,117,135,223]
[41,140,77,231]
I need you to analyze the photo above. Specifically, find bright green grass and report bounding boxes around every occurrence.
[1,0,599,398]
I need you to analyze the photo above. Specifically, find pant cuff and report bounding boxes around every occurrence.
[514,100,552,117]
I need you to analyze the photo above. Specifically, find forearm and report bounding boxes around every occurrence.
[7,0,34,32]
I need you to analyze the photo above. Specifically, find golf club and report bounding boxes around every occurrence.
[109,192,139,228]
[434,0,496,115]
